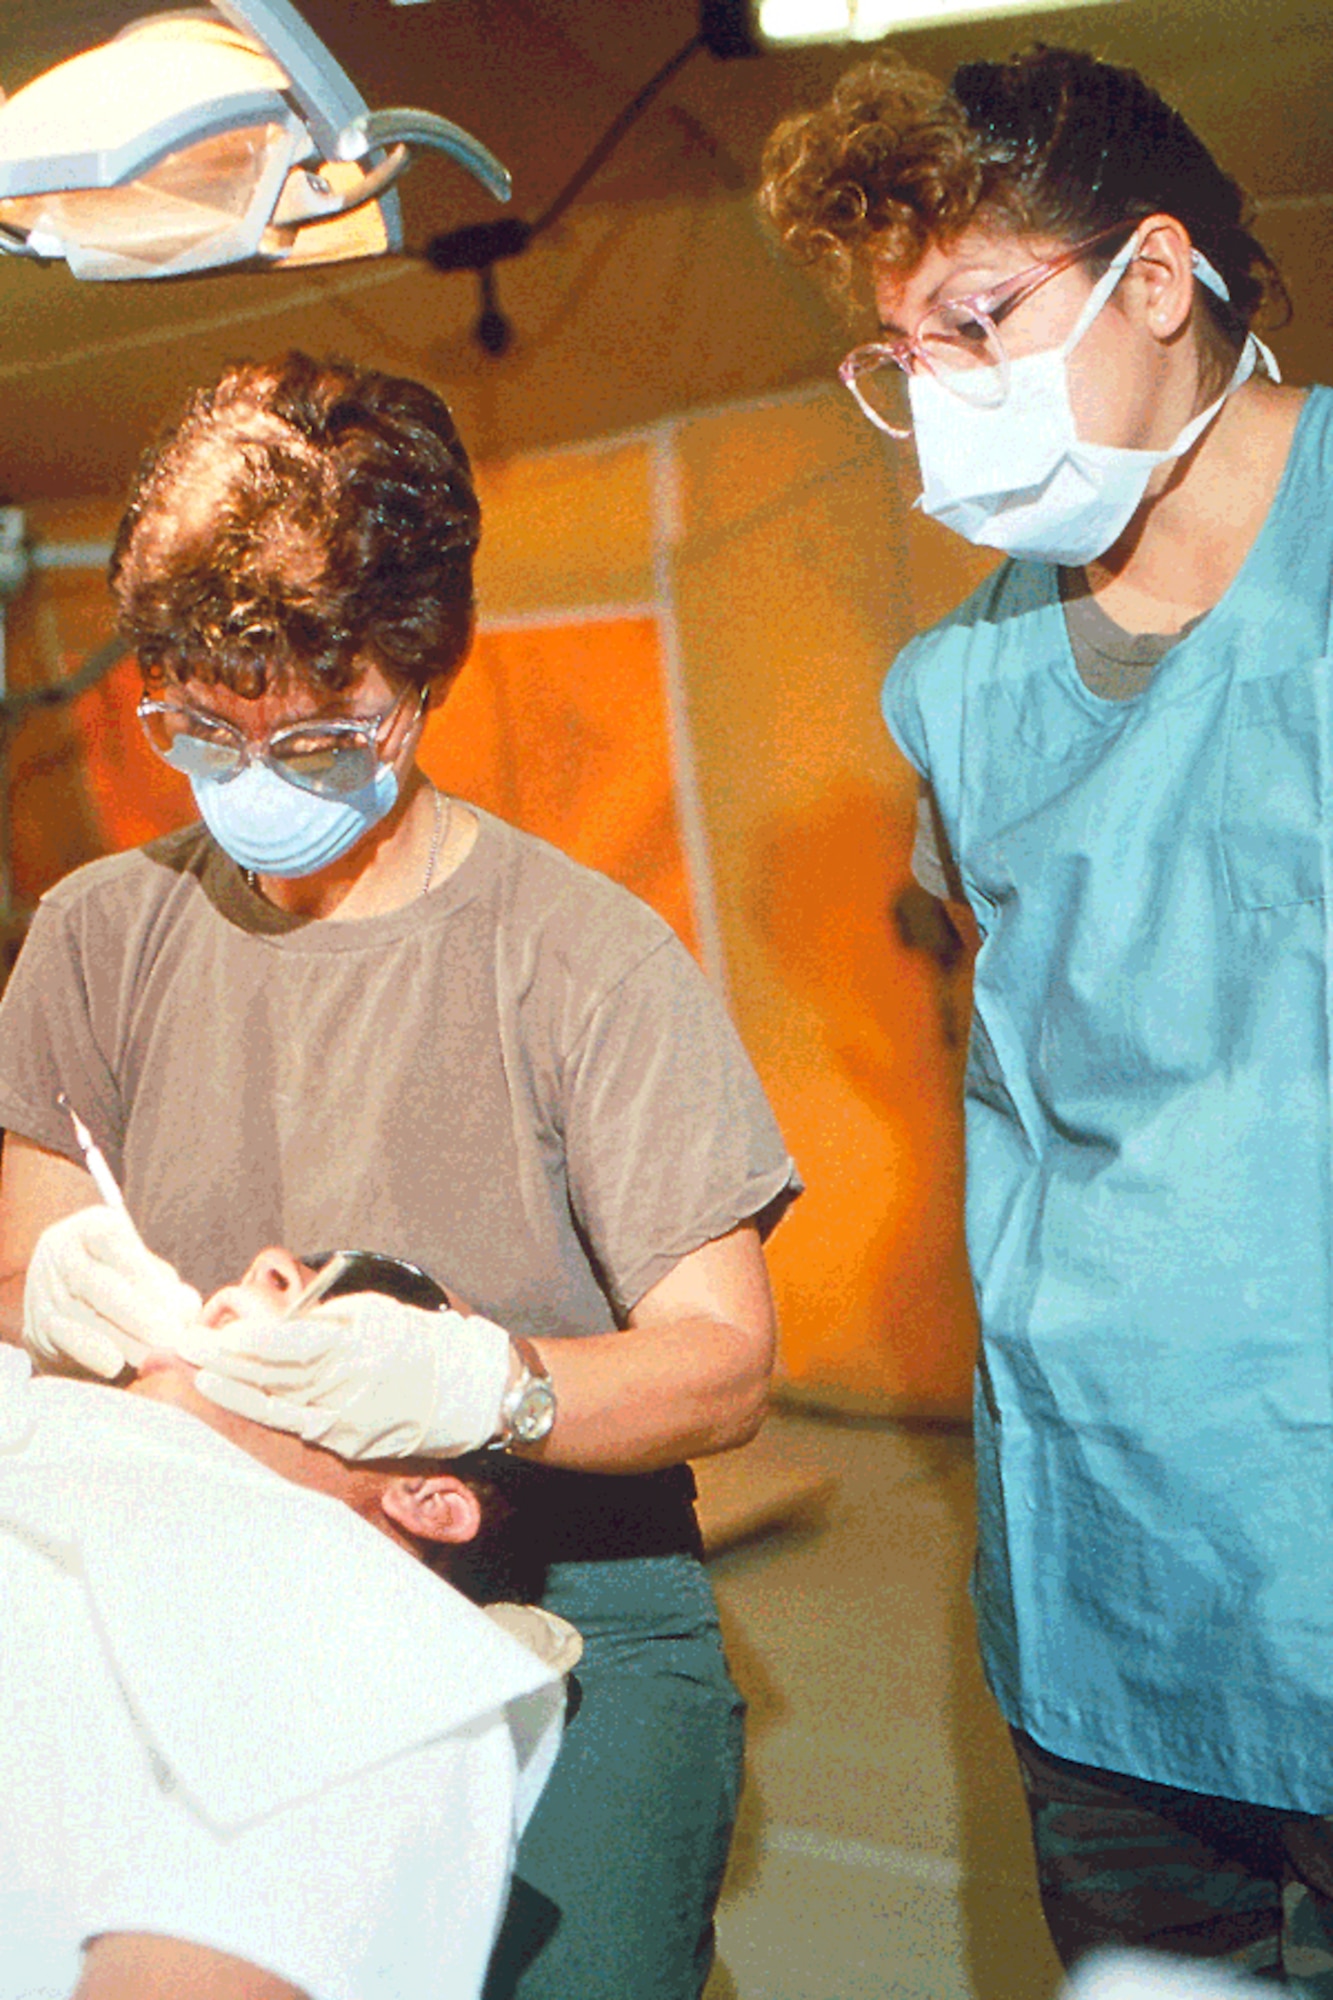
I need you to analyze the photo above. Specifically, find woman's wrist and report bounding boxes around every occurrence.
[490,1336,558,1450]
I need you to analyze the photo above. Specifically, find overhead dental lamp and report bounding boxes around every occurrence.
[0,0,510,281]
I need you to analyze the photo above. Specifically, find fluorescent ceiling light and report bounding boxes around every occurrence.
[0,0,510,281]
[757,0,1118,38]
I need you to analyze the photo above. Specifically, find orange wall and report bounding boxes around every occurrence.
[665,392,991,1415]
[419,617,698,958]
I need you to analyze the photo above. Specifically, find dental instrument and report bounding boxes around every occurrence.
[57,1092,127,1211]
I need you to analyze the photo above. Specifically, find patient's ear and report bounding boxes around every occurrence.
[381,1474,482,1546]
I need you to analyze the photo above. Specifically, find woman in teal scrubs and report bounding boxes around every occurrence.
[764,43,1333,1987]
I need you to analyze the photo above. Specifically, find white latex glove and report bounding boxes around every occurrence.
[23,1205,204,1381]
[191,1292,513,1459]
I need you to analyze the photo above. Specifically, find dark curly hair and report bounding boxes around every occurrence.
[760,45,1287,342]
[110,352,481,698]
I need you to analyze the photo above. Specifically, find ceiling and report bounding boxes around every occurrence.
[0,0,1330,500]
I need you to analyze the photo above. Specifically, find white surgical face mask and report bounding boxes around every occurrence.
[909,236,1279,567]
[193,758,400,879]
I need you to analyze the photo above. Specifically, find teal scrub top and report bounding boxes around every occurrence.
[883,385,1333,1812]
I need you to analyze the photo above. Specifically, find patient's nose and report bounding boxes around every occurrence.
[240,1246,309,1305]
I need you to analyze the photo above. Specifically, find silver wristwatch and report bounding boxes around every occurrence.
[490,1335,557,1450]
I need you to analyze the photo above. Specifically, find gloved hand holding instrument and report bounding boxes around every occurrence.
[21,1097,204,1381]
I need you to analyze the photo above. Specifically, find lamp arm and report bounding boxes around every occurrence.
[211,0,368,156]
[339,109,511,204]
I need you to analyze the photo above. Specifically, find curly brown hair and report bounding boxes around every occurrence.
[760,45,1286,340]
[110,352,481,699]
[760,52,986,306]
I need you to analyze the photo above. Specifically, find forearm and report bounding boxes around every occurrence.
[184,1222,781,1475]
[520,1313,775,1475]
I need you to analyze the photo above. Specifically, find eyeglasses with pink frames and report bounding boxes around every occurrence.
[838,221,1139,439]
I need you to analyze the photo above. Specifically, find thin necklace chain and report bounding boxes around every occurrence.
[245,785,450,903]
[422,784,448,895]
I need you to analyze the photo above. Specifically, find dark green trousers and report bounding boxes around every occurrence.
[483,1554,745,2000]
[1014,1728,1333,1990]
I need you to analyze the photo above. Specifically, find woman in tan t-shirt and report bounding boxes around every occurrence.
[0,353,799,2000]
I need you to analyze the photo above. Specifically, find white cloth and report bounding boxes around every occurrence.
[1060,1950,1270,2000]
[0,1350,565,2000]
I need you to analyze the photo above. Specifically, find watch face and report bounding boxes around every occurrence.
[511,1378,558,1443]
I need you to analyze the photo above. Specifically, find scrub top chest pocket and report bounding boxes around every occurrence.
[1220,661,1327,912]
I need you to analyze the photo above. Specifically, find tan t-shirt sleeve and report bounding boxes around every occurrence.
[0,898,122,1171]
[561,936,800,1320]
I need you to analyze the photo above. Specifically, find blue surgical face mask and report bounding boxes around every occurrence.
[193,759,400,879]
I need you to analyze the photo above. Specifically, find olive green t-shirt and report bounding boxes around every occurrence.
[0,809,798,1337]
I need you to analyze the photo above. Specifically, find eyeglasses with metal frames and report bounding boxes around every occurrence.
[137,682,428,798]
[839,221,1139,439]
